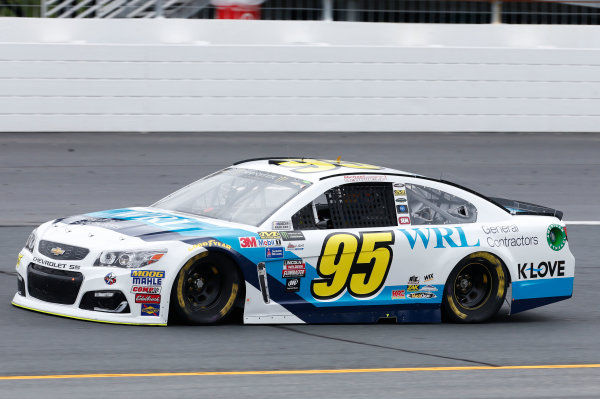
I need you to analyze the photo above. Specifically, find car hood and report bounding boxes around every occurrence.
[57,207,253,243]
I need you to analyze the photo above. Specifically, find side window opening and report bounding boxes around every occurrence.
[291,203,317,230]
[406,184,477,225]
[291,182,396,230]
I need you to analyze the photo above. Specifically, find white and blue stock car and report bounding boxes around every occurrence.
[12,158,574,325]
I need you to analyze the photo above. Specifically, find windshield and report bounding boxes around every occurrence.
[152,168,311,226]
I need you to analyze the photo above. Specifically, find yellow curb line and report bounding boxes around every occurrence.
[1,364,600,381]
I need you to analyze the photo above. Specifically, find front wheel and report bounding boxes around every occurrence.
[443,252,507,323]
[171,252,241,325]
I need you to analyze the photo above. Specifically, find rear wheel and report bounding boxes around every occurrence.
[171,252,241,325]
[443,252,507,323]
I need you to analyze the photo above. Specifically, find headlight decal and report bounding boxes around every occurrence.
[94,249,167,268]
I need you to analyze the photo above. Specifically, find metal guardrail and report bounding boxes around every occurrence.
[0,0,599,24]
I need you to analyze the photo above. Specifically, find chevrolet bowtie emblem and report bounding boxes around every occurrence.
[50,247,66,256]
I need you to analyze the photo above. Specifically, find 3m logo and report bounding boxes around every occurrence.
[239,237,258,248]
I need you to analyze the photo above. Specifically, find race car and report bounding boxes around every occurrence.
[12,158,575,325]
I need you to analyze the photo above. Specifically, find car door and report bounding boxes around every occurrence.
[274,177,482,311]
[277,176,400,309]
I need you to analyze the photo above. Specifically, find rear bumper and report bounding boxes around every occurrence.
[510,277,574,314]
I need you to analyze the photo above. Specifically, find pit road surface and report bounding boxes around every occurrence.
[0,132,598,398]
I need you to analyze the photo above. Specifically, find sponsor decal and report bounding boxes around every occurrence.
[408,275,420,284]
[487,236,538,248]
[394,190,406,196]
[424,273,434,282]
[482,225,519,234]
[286,242,305,251]
[420,285,438,292]
[188,239,232,252]
[407,284,420,292]
[258,231,282,240]
[311,231,394,300]
[131,270,164,286]
[104,273,117,285]
[343,175,387,183]
[266,247,284,259]
[547,224,567,251]
[398,227,480,249]
[239,237,257,248]
[286,278,301,292]
[518,260,565,280]
[276,159,381,173]
[482,224,537,247]
[283,259,306,277]
[398,216,411,225]
[130,270,165,278]
[407,292,436,299]
[135,294,161,304]
[393,183,405,188]
[396,205,408,214]
[392,289,405,299]
[239,237,282,248]
[272,221,292,231]
[87,209,195,230]
[141,303,160,316]
[280,231,306,241]
[16,254,23,268]
[131,286,161,294]
[395,198,407,203]
[32,256,80,270]
[50,247,66,256]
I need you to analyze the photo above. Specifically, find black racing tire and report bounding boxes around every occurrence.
[170,252,241,325]
[442,252,507,323]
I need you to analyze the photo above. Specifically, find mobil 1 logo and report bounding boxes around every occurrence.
[286,278,300,292]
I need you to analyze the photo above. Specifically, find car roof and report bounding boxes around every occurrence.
[231,157,417,182]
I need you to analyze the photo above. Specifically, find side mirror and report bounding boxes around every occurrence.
[316,219,330,230]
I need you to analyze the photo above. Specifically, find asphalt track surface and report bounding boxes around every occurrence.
[0,132,599,398]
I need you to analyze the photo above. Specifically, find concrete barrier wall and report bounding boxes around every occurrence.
[1,18,600,132]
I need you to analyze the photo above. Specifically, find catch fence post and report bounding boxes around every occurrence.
[323,0,333,21]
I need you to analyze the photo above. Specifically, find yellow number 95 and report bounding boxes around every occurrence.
[311,231,394,300]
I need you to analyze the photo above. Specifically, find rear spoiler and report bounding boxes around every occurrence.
[489,197,563,220]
